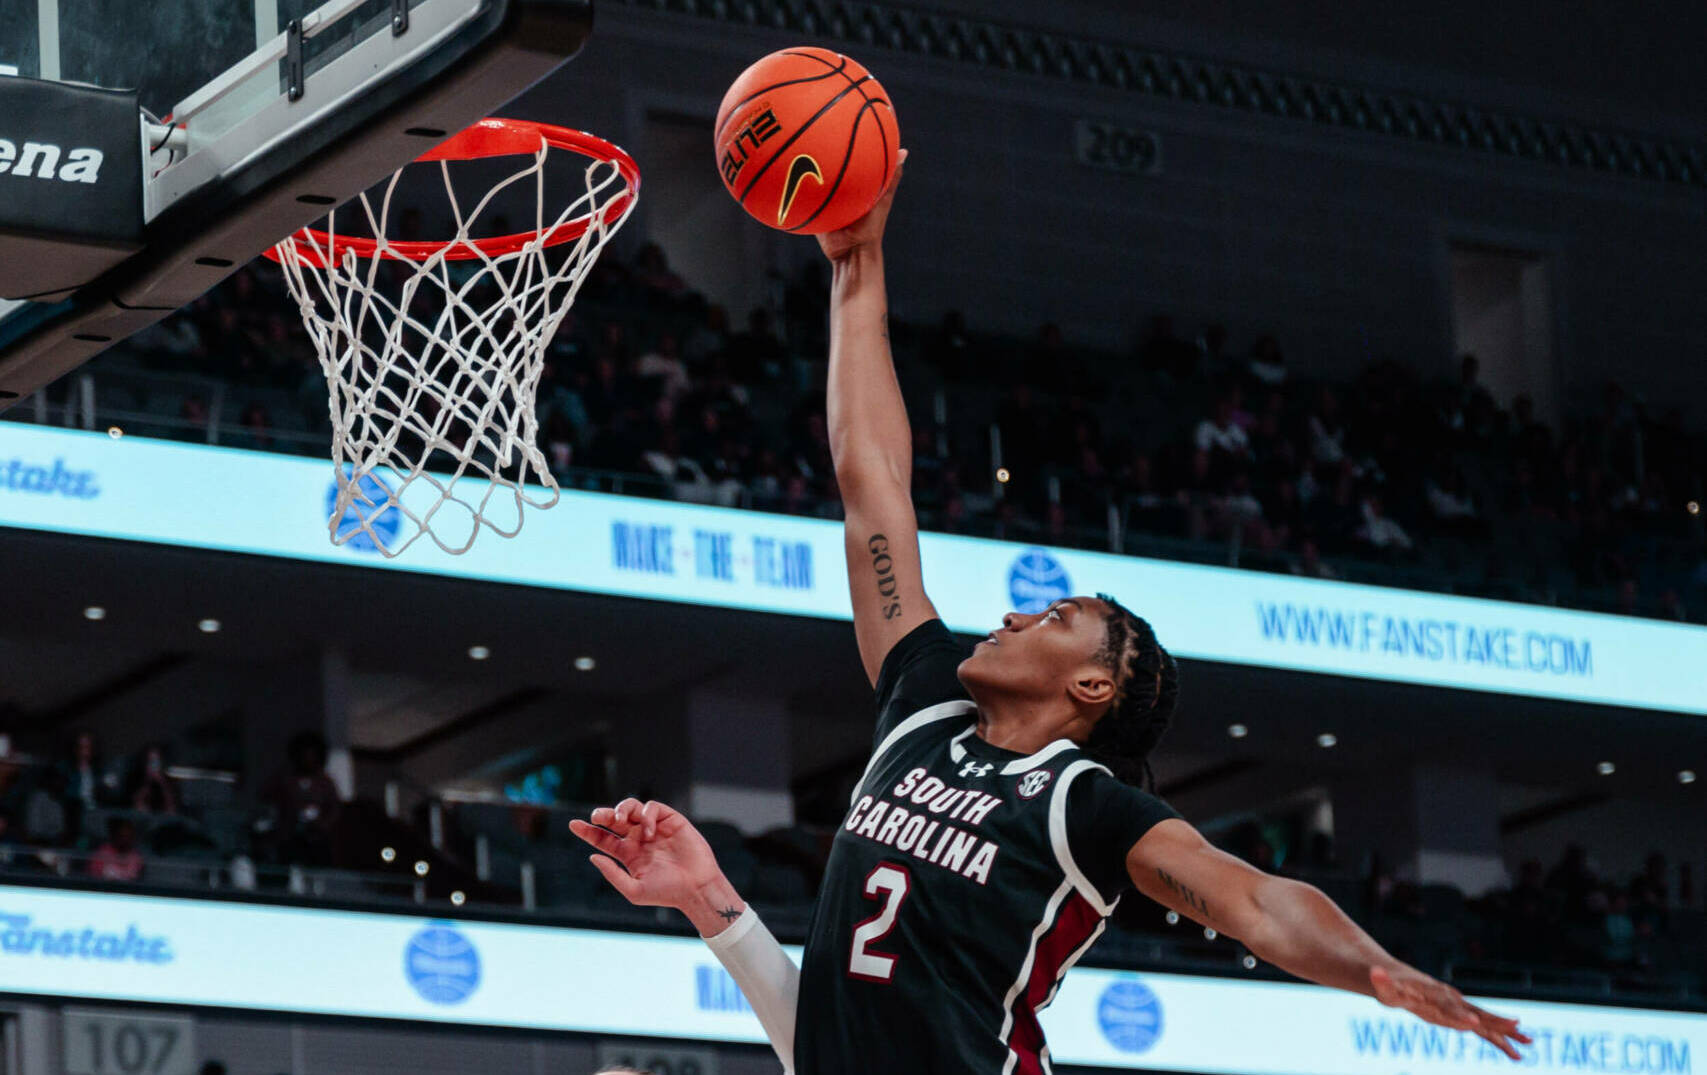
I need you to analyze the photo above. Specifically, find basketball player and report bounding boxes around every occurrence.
[574,153,1529,1073]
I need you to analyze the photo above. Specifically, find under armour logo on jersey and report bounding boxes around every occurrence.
[1016,770,1053,799]
[958,760,995,779]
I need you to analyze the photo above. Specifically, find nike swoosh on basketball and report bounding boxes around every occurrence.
[777,154,823,227]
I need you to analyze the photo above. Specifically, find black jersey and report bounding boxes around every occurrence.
[795,620,1179,1074]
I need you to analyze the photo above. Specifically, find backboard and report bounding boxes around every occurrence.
[0,0,594,409]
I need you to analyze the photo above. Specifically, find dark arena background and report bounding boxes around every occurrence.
[0,1,1705,1073]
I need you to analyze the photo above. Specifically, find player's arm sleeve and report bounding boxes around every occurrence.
[702,907,800,1075]
[1062,769,1182,909]
[870,618,973,742]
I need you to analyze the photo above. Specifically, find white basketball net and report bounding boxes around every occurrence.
[272,132,635,557]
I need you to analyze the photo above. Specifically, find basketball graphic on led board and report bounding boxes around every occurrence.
[714,47,900,234]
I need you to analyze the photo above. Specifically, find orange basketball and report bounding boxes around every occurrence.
[714,47,900,235]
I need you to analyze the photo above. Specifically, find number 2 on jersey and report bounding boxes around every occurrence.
[848,862,911,982]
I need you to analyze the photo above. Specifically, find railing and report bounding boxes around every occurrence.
[1445,959,1702,1004]
[0,845,436,906]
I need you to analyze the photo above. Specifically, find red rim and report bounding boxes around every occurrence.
[265,119,640,265]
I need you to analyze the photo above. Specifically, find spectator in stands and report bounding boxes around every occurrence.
[1283,539,1338,580]
[926,309,972,380]
[636,331,691,402]
[128,745,179,816]
[1425,466,1483,537]
[1546,843,1598,916]
[264,731,343,867]
[1305,386,1348,465]
[1616,579,1641,617]
[1137,314,1196,380]
[632,242,687,300]
[1442,353,1500,442]
[1247,333,1287,386]
[727,308,785,383]
[1195,323,1235,381]
[683,304,730,369]
[1194,394,1250,458]
[1356,493,1414,554]
[177,394,210,442]
[89,817,144,882]
[58,731,120,819]
[22,768,69,847]
[232,403,274,452]
[785,260,831,359]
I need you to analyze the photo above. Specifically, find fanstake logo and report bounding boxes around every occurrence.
[404,922,481,1005]
[0,139,104,183]
[0,456,100,498]
[1097,978,1164,1054]
[0,911,173,963]
[327,471,402,554]
[1008,548,1071,615]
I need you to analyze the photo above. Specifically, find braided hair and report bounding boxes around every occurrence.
[1082,593,1179,790]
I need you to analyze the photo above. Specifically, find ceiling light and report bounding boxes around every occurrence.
[467,645,491,661]
[83,606,106,621]
[1242,954,1258,970]
[1596,761,1616,776]
[995,467,1011,484]
[574,656,596,672]
[197,618,221,634]
[1679,770,1697,785]
[1316,733,1338,748]
[380,847,396,863]
[450,891,466,907]
[413,860,430,877]
[1227,723,1248,739]
[107,426,123,439]
[1688,501,1701,516]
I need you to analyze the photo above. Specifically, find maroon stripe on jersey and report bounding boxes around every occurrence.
[1006,892,1102,1073]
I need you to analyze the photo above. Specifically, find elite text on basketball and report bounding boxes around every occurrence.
[719,108,782,185]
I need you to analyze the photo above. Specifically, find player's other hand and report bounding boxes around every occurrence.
[569,799,723,910]
[1370,965,1532,1061]
[816,148,907,263]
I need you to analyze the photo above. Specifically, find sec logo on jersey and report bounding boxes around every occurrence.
[1017,770,1052,799]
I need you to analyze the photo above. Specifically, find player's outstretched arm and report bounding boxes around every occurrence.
[1125,819,1533,1061]
[817,151,938,686]
[571,800,800,1073]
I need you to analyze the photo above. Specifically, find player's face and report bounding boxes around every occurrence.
[958,596,1112,702]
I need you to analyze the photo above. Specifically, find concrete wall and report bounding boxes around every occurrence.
[510,4,1707,420]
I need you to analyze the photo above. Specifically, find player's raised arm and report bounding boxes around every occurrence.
[571,800,800,1073]
[1125,819,1532,1061]
[817,151,937,686]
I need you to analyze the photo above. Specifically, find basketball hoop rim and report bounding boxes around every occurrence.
[265,119,640,265]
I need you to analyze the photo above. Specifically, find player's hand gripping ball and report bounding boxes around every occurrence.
[714,47,900,235]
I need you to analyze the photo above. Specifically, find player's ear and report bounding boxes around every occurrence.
[1068,664,1116,708]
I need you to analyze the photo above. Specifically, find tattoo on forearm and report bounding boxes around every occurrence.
[1157,867,1211,920]
[868,534,903,619]
[718,906,742,922]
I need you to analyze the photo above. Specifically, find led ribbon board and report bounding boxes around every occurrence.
[0,885,1699,1074]
[2,424,1704,714]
